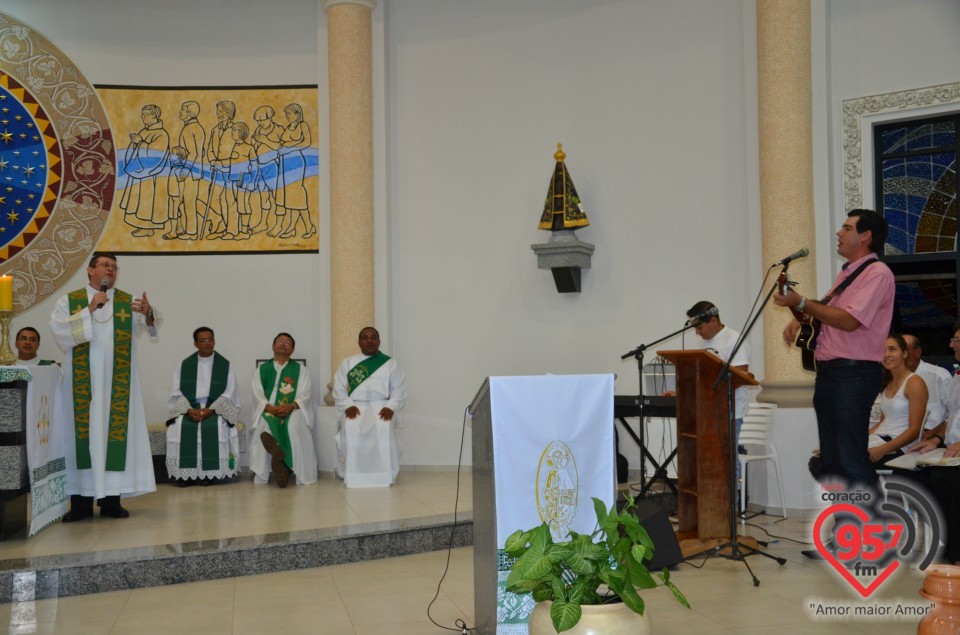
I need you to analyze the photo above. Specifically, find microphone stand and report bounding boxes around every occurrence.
[702,265,789,585]
[621,321,697,500]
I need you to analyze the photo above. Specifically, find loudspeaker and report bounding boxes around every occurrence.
[630,501,683,570]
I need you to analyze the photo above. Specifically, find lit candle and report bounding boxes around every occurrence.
[0,275,11,311]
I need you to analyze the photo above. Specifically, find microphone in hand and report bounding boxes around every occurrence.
[96,279,108,309]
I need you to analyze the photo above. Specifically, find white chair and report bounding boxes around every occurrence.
[738,402,786,521]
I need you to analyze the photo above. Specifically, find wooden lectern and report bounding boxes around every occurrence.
[657,350,758,544]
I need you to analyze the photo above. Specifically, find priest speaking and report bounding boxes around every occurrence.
[50,253,161,521]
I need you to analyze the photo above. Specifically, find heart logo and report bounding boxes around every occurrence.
[813,503,901,598]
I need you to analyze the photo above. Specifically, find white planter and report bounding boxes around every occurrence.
[528,600,652,635]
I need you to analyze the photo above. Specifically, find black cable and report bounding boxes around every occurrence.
[426,406,475,633]
[741,520,811,545]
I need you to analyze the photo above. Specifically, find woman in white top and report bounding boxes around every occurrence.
[868,334,928,463]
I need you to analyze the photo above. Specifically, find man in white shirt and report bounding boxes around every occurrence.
[686,300,751,478]
[903,333,951,435]
[906,324,960,564]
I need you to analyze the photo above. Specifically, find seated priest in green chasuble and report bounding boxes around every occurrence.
[165,327,241,486]
[50,253,160,521]
[250,332,316,487]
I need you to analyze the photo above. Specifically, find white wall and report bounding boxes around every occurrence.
[385,0,764,467]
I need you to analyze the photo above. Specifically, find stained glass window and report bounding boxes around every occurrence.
[875,113,960,358]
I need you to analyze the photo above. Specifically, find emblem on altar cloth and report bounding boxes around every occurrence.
[535,440,579,540]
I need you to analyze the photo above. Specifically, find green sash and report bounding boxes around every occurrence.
[347,352,391,396]
[178,352,230,470]
[259,360,301,470]
[67,287,133,471]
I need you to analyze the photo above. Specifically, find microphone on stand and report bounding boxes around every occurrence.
[773,247,809,267]
[685,306,719,326]
[96,279,108,309]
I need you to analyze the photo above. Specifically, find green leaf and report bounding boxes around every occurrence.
[551,577,567,603]
[592,498,607,525]
[618,582,646,616]
[504,529,529,556]
[530,524,553,550]
[565,540,599,575]
[628,562,657,590]
[665,578,691,609]
[506,566,540,594]
[523,546,558,580]
[630,543,648,564]
[551,600,582,633]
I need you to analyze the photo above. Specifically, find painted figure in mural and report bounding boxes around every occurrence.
[226,122,256,240]
[164,145,190,239]
[204,100,236,239]
[120,104,171,238]
[250,105,283,235]
[176,101,206,240]
[275,103,316,240]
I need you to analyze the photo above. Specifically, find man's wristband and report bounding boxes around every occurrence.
[797,297,807,313]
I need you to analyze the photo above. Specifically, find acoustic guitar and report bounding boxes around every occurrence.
[778,271,818,372]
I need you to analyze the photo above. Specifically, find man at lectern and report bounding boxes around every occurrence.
[685,301,751,477]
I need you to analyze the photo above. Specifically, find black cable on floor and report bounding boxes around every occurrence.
[426,406,474,634]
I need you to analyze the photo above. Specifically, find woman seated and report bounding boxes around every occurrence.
[868,334,928,465]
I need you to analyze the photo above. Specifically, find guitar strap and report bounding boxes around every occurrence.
[821,259,879,305]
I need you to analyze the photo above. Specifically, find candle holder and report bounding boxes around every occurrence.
[0,310,16,366]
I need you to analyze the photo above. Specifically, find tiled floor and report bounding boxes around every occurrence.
[0,474,939,633]
[0,470,473,560]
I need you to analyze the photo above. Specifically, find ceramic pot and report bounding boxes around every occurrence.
[919,564,960,635]
[527,600,652,635]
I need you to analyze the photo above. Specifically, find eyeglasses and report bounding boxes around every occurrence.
[196,338,214,344]
[96,263,119,271]
[951,338,960,344]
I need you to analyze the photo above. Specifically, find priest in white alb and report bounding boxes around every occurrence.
[166,326,241,485]
[250,332,316,487]
[50,252,160,521]
[333,326,407,488]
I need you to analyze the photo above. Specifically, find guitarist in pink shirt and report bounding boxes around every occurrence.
[774,209,895,487]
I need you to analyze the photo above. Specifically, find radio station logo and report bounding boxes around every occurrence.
[812,478,941,599]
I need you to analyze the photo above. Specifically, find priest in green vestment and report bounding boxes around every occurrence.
[333,327,407,488]
[166,327,240,485]
[250,332,316,487]
[50,253,160,522]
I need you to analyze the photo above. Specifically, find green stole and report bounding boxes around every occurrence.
[38,360,55,366]
[67,287,134,471]
[347,352,391,396]
[178,352,230,470]
[259,360,301,470]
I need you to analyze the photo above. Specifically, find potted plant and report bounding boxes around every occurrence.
[504,496,690,633]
